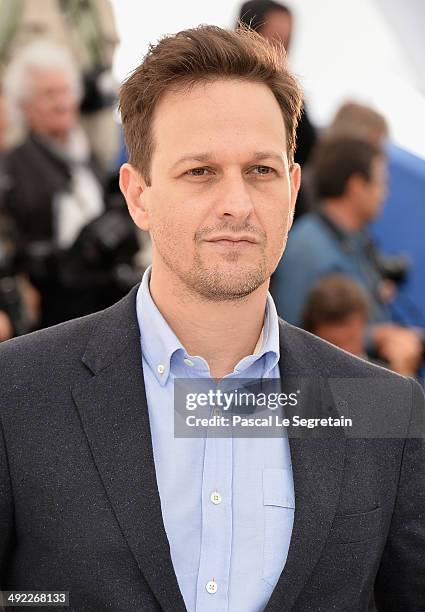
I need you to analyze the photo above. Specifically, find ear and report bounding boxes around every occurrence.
[119,163,150,231]
[288,162,301,231]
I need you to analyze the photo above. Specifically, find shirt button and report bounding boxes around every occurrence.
[210,491,222,505]
[213,408,221,417]
[184,358,194,367]
[206,579,218,594]
[157,364,165,375]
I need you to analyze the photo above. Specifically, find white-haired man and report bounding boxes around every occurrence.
[2,41,105,327]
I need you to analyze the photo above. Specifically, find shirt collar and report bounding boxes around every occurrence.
[233,292,280,376]
[136,265,280,386]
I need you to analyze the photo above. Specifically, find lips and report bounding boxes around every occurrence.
[206,235,257,244]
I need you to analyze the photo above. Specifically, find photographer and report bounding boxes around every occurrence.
[271,135,423,373]
[2,41,109,328]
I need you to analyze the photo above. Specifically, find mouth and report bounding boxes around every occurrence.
[205,235,258,245]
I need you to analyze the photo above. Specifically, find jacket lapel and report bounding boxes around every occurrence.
[264,320,347,611]
[72,286,186,612]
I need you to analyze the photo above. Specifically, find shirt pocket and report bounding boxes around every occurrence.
[262,467,295,587]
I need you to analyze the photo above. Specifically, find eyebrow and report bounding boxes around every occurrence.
[171,150,285,169]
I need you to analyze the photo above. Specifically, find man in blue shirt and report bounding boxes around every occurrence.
[118,24,302,611]
[0,24,424,612]
[272,135,423,375]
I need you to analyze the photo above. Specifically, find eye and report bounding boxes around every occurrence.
[251,165,275,175]
[185,167,213,177]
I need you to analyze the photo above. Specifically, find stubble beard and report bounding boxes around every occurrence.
[152,218,278,302]
[160,245,270,303]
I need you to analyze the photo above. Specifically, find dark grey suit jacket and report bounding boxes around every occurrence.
[0,285,424,611]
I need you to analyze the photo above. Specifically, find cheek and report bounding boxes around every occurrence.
[148,194,193,246]
[263,201,291,248]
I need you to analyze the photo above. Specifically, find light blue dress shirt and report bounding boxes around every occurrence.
[136,266,295,612]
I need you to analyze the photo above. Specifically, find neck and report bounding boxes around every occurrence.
[322,199,363,232]
[35,129,70,148]
[149,264,268,379]
[50,130,70,147]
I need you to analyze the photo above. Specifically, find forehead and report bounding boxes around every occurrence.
[261,10,292,35]
[264,10,292,26]
[29,68,72,91]
[151,79,287,160]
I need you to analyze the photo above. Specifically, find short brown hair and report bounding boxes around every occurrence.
[312,135,383,199]
[301,274,370,332]
[119,24,303,184]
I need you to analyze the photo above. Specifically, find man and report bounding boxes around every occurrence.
[0,0,120,169]
[272,135,423,375]
[300,274,406,372]
[328,101,390,146]
[2,40,105,327]
[0,25,424,611]
[327,101,425,335]
[301,274,372,358]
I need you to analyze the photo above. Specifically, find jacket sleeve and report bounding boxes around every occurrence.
[0,415,14,585]
[374,378,425,610]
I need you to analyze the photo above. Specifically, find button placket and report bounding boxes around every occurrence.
[195,432,233,611]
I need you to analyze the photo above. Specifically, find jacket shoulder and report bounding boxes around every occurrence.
[0,309,101,376]
[279,318,408,382]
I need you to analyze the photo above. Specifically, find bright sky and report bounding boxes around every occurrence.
[110,0,425,160]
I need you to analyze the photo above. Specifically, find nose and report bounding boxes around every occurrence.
[52,87,75,110]
[213,173,255,222]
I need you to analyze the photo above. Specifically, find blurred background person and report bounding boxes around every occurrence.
[301,274,418,376]
[271,134,423,374]
[326,101,425,346]
[2,41,104,328]
[300,101,391,210]
[1,41,140,329]
[301,274,371,360]
[237,0,317,217]
[0,0,120,170]
[327,101,389,147]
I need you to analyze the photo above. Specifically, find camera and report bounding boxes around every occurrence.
[375,253,410,286]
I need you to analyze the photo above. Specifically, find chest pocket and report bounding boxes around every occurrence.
[327,506,382,544]
[262,467,295,587]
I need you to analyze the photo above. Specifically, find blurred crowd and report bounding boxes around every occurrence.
[0,0,149,336]
[0,0,424,379]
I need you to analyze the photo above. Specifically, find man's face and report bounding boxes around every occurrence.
[122,78,300,301]
[259,10,293,51]
[22,69,78,139]
[355,156,388,223]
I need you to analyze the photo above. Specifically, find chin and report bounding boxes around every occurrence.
[194,267,268,300]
